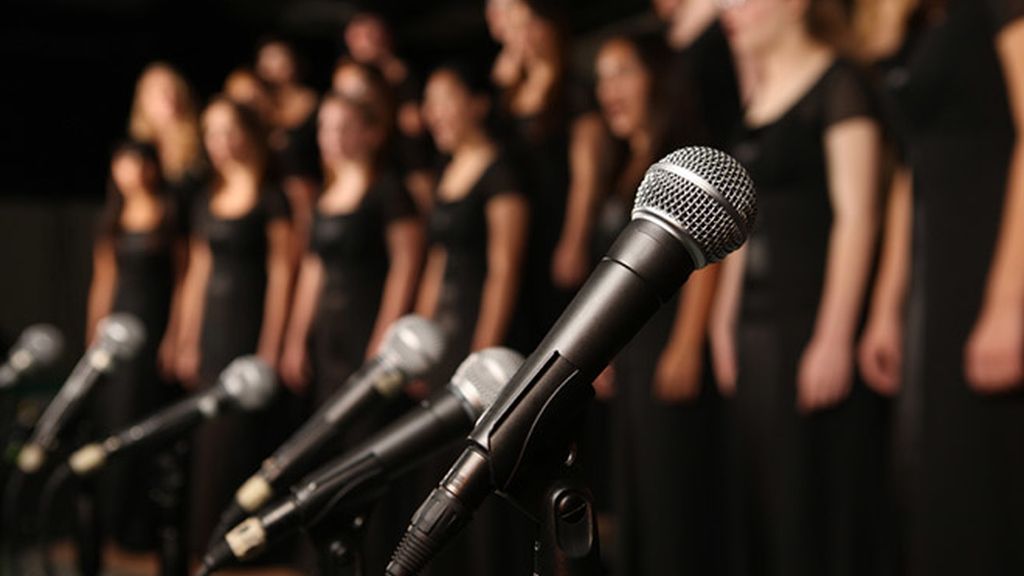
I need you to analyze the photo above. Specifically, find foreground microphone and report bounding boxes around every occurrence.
[221,315,444,530]
[0,324,64,389]
[198,347,523,575]
[387,147,757,575]
[17,313,146,474]
[67,356,276,476]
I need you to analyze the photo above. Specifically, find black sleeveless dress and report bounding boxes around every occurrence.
[729,60,888,576]
[94,224,176,550]
[188,185,291,556]
[423,153,535,576]
[879,2,1024,574]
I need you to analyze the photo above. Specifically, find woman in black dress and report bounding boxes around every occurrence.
[279,91,424,407]
[129,63,207,235]
[857,0,1024,573]
[593,33,724,576]
[415,63,531,576]
[710,2,886,575]
[175,97,294,562]
[86,141,182,555]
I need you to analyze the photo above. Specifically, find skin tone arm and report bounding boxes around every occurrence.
[964,20,1024,392]
[257,220,294,369]
[279,254,324,392]
[472,194,529,350]
[175,238,212,387]
[654,265,722,403]
[157,237,191,381]
[709,244,747,397]
[552,112,608,289]
[365,218,426,357]
[858,167,912,396]
[797,117,881,412]
[415,247,446,321]
[86,238,117,344]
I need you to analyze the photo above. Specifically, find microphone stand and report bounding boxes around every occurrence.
[530,448,602,576]
[153,439,189,576]
[311,511,369,576]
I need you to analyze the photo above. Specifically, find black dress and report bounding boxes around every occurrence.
[729,60,887,576]
[879,2,1024,574]
[271,108,321,183]
[94,224,176,550]
[188,185,291,556]
[423,153,534,576]
[308,172,417,406]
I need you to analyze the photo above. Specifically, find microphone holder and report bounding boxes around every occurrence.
[530,449,603,576]
[311,510,369,576]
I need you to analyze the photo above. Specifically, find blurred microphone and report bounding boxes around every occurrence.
[198,347,523,575]
[0,324,64,390]
[17,313,145,474]
[215,315,444,534]
[387,147,757,575]
[67,356,276,476]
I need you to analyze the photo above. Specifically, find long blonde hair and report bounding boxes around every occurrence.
[129,62,202,181]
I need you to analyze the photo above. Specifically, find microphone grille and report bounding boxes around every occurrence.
[18,324,64,367]
[449,347,524,420]
[221,356,277,411]
[633,147,757,267]
[96,313,147,360]
[379,315,446,379]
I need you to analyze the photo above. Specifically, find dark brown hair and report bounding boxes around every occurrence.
[99,140,170,239]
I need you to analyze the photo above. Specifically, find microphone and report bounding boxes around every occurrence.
[219,315,444,532]
[0,324,64,390]
[67,356,276,476]
[387,146,757,575]
[198,347,523,575]
[17,313,146,474]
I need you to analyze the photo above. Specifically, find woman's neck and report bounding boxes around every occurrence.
[629,128,653,161]
[219,164,259,190]
[757,29,830,88]
[453,129,493,159]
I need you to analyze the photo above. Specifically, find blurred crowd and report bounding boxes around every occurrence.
[83,0,1024,575]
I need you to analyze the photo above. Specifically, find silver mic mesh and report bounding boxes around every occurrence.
[379,315,446,378]
[96,313,147,360]
[221,356,277,411]
[16,324,64,368]
[449,347,524,420]
[632,147,757,267]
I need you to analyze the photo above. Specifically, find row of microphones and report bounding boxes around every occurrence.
[198,347,523,575]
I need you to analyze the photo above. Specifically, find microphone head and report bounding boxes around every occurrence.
[378,315,446,380]
[633,146,757,268]
[220,356,277,411]
[448,348,524,421]
[12,324,64,371]
[96,313,147,360]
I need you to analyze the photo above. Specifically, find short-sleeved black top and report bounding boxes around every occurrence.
[733,59,878,321]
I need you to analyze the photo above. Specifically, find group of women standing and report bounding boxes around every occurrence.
[83,0,1024,575]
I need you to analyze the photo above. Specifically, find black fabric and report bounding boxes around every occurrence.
[879,1,1024,574]
[188,184,292,558]
[728,59,887,576]
[271,107,322,180]
[93,223,177,551]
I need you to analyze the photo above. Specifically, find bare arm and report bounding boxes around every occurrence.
[964,20,1024,391]
[654,264,721,403]
[415,247,447,320]
[367,218,426,357]
[157,236,191,380]
[258,220,295,368]
[86,237,117,344]
[709,245,747,395]
[798,117,882,411]
[553,112,608,288]
[175,237,212,385]
[472,194,529,350]
[279,254,324,391]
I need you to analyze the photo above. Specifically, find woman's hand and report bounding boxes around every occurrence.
[964,302,1024,394]
[157,333,178,383]
[710,324,738,398]
[175,345,201,389]
[653,341,703,404]
[279,344,310,395]
[551,238,589,289]
[592,365,615,401]
[797,333,855,413]
[858,308,903,396]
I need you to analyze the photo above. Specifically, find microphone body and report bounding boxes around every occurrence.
[223,316,445,526]
[18,313,145,473]
[67,356,276,477]
[387,147,757,575]
[200,348,522,573]
[0,324,64,389]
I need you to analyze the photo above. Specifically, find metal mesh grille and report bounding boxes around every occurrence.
[98,313,147,360]
[222,356,277,411]
[451,347,523,418]
[632,147,757,265]
[19,325,63,366]
[382,315,446,378]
